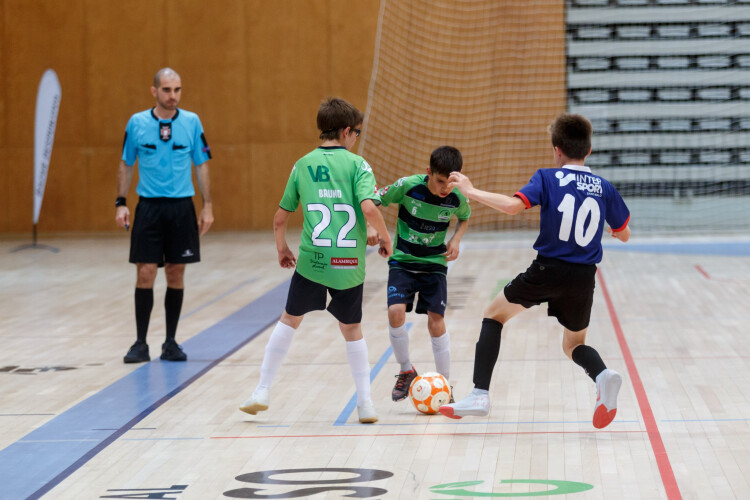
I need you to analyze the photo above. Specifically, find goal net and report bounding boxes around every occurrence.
[360,0,750,233]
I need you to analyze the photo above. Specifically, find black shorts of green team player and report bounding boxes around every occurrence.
[129,197,200,267]
[503,255,597,332]
[285,271,364,324]
[387,267,447,316]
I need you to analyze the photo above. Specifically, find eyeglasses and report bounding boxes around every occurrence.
[352,128,361,137]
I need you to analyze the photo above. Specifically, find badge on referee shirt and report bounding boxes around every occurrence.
[159,122,172,142]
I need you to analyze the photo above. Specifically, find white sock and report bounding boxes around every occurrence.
[472,388,489,396]
[346,338,372,406]
[257,321,295,391]
[388,324,411,372]
[431,331,451,381]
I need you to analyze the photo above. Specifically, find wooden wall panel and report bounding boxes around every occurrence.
[4,0,86,147]
[3,148,33,234]
[0,0,5,149]
[166,0,248,146]
[85,0,166,147]
[0,1,562,234]
[206,144,252,230]
[248,142,314,230]
[37,148,89,231]
[245,0,331,142]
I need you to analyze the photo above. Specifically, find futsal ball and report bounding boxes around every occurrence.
[409,372,451,415]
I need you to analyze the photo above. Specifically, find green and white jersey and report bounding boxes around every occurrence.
[279,146,380,289]
[379,174,471,274]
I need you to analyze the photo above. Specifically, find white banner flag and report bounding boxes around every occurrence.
[33,69,61,225]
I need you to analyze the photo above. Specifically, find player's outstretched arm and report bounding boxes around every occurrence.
[361,199,393,258]
[448,172,525,215]
[273,207,297,268]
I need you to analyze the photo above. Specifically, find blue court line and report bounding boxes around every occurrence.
[333,323,413,426]
[180,278,257,320]
[0,279,290,500]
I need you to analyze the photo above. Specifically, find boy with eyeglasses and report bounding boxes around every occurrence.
[239,97,392,424]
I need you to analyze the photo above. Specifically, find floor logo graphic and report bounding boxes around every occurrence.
[100,484,187,499]
[430,479,594,497]
[223,468,392,498]
[222,468,593,498]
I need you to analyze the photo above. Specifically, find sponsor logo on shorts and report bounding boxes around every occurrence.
[331,257,358,269]
[181,249,194,257]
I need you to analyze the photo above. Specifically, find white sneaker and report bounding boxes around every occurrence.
[438,390,490,419]
[239,387,270,415]
[357,400,378,424]
[593,369,622,429]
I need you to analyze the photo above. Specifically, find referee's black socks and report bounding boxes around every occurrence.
[135,288,153,343]
[472,318,503,391]
[164,287,184,341]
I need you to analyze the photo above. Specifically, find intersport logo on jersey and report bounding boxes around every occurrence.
[557,171,602,196]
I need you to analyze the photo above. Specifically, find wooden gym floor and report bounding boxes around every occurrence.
[1,231,749,499]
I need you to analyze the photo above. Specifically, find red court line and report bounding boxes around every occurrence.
[695,264,711,279]
[597,269,682,500]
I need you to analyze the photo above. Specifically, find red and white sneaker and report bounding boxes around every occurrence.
[593,369,622,429]
[438,390,490,419]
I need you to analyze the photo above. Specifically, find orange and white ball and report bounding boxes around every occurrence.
[409,372,451,414]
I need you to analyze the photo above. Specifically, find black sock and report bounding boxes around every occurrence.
[135,288,154,343]
[472,318,503,391]
[164,287,184,341]
[571,344,606,382]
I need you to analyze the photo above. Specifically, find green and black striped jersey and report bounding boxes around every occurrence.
[379,174,470,274]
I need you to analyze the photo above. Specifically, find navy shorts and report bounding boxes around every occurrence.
[285,271,364,324]
[387,267,447,316]
[129,197,200,266]
[503,255,597,332]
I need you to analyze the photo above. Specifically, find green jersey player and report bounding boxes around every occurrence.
[240,97,392,424]
[376,146,471,402]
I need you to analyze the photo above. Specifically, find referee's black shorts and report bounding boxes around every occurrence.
[129,197,200,266]
[503,255,597,332]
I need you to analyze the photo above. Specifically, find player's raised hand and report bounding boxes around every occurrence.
[448,171,474,195]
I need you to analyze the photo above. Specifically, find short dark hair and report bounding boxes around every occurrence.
[317,97,365,140]
[548,113,592,160]
[429,146,463,176]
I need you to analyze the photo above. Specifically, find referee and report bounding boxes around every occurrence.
[115,68,213,363]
